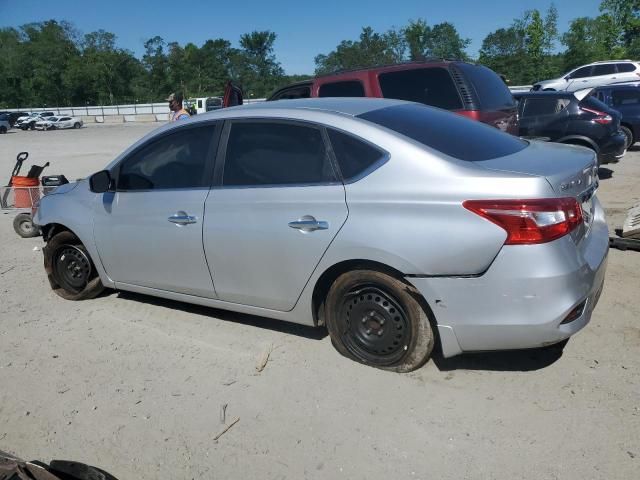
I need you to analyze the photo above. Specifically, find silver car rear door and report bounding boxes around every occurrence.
[203,119,348,311]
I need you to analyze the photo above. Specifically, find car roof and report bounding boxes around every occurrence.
[201,97,412,118]
[514,91,575,99]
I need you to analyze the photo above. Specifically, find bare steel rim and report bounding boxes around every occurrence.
[339,285,412,366]
[52,245,93,294]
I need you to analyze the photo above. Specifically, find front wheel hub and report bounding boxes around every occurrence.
[53,245,92,293]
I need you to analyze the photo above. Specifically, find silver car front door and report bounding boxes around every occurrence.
[203,120,348,311]
[93,123,220,298]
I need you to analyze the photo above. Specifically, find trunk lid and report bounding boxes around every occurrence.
[475,140,599,235]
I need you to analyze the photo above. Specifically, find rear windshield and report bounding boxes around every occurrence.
[456,63,516,110]
[358,103,527,161]
[580,95,611,112]
[378,68,463,110]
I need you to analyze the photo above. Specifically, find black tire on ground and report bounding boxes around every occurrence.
[0,126,6,134]
[325,269,435,372]
[74,122,81,129]
[29,122,35,130]
[13,213,41,238]
[620,125,634,150]
[44,231,105,301]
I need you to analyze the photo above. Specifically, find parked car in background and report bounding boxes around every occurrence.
[35,116,83,130]
[268,60,519,133]
[17,111,56,130]
[514,90,626,164]
[532,60,640,92]
[6,111,29,127]
[592,83,640,149]
[34,98,607,372]
[0,115,9,134]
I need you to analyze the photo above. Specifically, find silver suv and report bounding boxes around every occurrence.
[33,98,609,372]
[533,60,640,92]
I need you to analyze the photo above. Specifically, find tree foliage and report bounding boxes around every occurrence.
[1,0,638,108]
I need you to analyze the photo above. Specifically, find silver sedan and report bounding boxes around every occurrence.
[33,98,608,372]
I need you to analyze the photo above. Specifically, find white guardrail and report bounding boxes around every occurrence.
[508,85,533,92]
[3,99,267,117]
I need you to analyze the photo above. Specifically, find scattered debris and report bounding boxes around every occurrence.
[57,388,70,394]
[0,266,15,275]
[220,403,228,424]
[32,246,40,251]
[24,411,30,417]
[256,344,273,373]
[628,451,636,459]
[213,417,239,441]
[52,355,58,359]
[222,379,237,386]
[135,400,142,405]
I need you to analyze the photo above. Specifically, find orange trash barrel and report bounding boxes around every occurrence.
[11,176,40,208]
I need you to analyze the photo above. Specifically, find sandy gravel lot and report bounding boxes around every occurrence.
[1,124,639,479]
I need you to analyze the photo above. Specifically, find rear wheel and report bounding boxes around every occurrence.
[44,231,104,300]
[13,213,40,238]
[74,122,81,129]
[0,126,6,134]
[325,270,434,372]
[620,125,634,150]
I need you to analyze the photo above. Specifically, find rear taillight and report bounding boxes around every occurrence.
[463,198,583,245]
[580,106,612,124]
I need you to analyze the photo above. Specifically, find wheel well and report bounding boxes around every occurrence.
[42,223,74,242]
[312,260,409,327]
[621,122,635,143]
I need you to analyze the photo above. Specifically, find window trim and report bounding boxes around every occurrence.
[113,121,222,192]
[214,118,343,189]
[325,127,390,184]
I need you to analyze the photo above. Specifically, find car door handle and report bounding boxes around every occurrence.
[168,212,197,225]
[288,217,328,232]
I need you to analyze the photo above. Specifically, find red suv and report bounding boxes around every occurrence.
[268,61,519,134]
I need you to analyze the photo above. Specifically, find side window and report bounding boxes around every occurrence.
[118,126,214,191]
[592,64,616,76]
[223,122,336,187]
[378,68,463,110]
[612,89,640,106]
[521,98,563,117]
[198,100,203,109]
[271,85,312,100]
[328,129,385,181]
[318,81,365,97]
[616,63,636,73]
[569,67,592,79]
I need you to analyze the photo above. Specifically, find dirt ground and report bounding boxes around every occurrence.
[1,124,639,480]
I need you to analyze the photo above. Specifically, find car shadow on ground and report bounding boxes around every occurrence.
[431,343,565,372]
[112,290,328,341]
[598,167,614,180]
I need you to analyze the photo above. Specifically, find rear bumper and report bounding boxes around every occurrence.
[598,131,627,164]
[408,197,609,358]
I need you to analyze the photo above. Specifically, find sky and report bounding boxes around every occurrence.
[0,0,603,75]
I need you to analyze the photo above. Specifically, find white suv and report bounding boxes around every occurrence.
[532,60,640,92]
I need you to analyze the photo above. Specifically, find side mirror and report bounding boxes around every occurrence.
[89,170,113,193]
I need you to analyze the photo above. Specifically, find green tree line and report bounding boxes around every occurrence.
[0,0,638,108]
